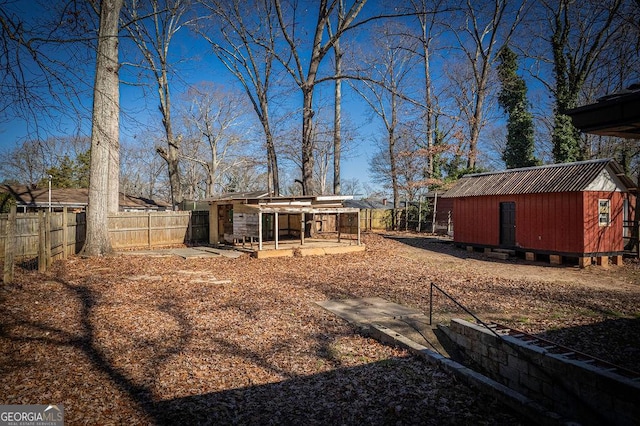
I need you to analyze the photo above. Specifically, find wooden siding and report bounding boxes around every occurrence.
[451,191,629,255]
[582,191,624,253]
[278,213,301,237]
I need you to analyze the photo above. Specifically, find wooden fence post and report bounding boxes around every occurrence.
[3,205,17,284]
[38,211,46,272]
[148,212,152,249]
[45,211,52,269]
[62,207,68,259]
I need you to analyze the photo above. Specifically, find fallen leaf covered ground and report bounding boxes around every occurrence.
[1,232,639,425]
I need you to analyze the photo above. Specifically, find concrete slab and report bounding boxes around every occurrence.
[316,297,449,357]
[316,297,423,323]
[119,246,244,259]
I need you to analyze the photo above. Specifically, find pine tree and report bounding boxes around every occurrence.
[43,150,91,188]
[496,45,539,169]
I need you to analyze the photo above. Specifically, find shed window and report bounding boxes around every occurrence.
[598,199,610,226]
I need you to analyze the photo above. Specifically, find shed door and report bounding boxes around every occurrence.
[500,202,516,247]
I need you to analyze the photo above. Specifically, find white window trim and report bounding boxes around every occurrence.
[598,199,611,227]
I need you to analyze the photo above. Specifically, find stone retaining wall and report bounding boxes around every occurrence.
[445,319,640,426]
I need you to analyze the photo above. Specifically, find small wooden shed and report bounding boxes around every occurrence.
[442,159,636,266]
[208,192,361,252]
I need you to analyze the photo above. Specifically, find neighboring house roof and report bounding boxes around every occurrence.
[442,159,636,198]
[0,185,171,210]
[344,199,393,210]
[121,194,171,210]
[567,84,640,139]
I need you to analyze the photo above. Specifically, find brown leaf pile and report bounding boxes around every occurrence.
[1,232,639,425]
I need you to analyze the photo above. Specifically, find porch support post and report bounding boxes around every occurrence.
[300,213,305,246]
[275,212,279,250]
[357,210,361,246]
[258,210,263,251]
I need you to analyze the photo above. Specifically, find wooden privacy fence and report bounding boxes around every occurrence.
[360,209,392,231]
[2,207,209,283]
[108,211,208,250]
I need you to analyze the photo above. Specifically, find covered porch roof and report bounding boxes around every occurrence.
[567,84,640,139]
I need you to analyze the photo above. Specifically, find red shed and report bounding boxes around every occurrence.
[442,159,636,266]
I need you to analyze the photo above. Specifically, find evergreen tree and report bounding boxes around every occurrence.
[496,45,539,169]
[42,151,91,188]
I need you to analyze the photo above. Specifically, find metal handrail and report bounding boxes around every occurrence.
[429,282,611,424]
[429,282,504,340]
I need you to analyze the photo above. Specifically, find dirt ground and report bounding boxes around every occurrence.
[1,232,639,425]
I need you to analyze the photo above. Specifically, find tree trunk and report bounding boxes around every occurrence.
[262,103,279,196]
[81,0,123,256]
[333,51,342,195]
[159,69,181,209]
[390,90,399,230]
[301,86,315,195]
[333,5,344,195]
[467,62,489,170]
[108,133,119,213]
[422,33,434,178]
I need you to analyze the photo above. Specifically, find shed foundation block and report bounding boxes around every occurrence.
[579,257,592,268]
[549,255,562,265]
[597,256,609,268]
[525,252,536,261]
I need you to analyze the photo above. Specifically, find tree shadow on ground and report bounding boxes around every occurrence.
[152,359,522,426]
[383,234,476,260]
[535,317,640,373]
[0,274,526,425]
[383,234,578,268]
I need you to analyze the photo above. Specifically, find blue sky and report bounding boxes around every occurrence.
[1,0,383,193]
[1,0,562,196]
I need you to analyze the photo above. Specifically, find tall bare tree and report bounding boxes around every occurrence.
[351,23,419,229]
[448,0,526,170]
[120,139,167,201]
[198,0,281,195]
[0,135,90,186]
[82,0,123,256]
[178,82,256,197]
[0,0,97,133]
[123,0,190,208]
[328,0,345,195]
[273,0,366,195]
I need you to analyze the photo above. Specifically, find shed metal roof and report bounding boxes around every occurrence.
[442,159,635,198]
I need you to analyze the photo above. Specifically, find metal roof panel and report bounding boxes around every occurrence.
[442,159,634,198]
